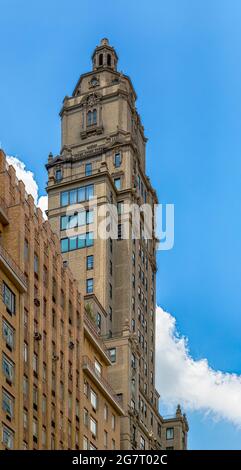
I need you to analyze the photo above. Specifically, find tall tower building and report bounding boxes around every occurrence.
[46,39,188,450]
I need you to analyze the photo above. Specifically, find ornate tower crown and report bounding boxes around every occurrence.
[92,38,118,71]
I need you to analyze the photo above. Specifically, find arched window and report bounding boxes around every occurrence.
[107,54,111,67]
[93,109,97,125]
[99,54,103,66]
[87,110,92,126]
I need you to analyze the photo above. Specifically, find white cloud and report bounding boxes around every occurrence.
[156,306,241,426]
[6,156,48,219]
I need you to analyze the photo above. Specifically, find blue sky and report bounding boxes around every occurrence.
[1,0,241,449]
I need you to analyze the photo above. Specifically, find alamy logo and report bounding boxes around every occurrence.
[64,198,174,251]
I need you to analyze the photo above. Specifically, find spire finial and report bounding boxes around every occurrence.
[92,39,118,72]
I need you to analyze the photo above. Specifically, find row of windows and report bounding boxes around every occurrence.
[61,232,94,253]
[60,184,94,207]
[60,210,94,231]
[55,152,121,185]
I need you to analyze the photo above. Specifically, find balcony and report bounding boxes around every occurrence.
[82,355,124,416]
[0,244,27,292]
[84,312,111,365]
[0,196,9,225]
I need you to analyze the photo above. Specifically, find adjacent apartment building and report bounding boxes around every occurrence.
[46,39,188,450]
[0,149,124,450]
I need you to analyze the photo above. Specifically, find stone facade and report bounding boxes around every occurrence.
[46,39,188,449]
[0,149,123,450]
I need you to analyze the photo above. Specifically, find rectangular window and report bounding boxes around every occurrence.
[42,428,47,447]
[69,189,77,205]
[69,236,77,251]
[117,201,124,214]
[2,389,14,417]
[90,417,97,437]
[86,232,94,247]
[2,354,14,383]
[24,239,29,262]
[2,320,14,349]
[104,430,108,448]
[78,187,85,202]
[86,278,93,294]
[94,360,102,377]
[23,342,28,363]
[86,255,94,270]
[84,408,88,426]
[96,312,101,331]
[104,404,108,421]
[114,153,121,168]
[23,376,28,396]
[61,238,68,253]
[108,348,116,363]
[140,436,145,450]
[114,178,121,190]
[86,209,94,224]
[111,414,116,431]
[78,234,86,249]
[55,169,62,181]
[2,425,14,449]
[23,410,28,429]
[2,283,15,315]
[86,185,94,200]
[78,211,86,226]
[90,389,97,410]
[85,163,92,176]
[33,418,38,438]
[69,214,78,229]
[166,428,174,440]
[33,353,38,373]
[61,191,68,206]
[60,215,69,230]
[118,224,122,240]
[83,436,88,450]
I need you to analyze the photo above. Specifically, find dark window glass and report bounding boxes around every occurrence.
[87,110,92,126]
[93,109,97,124]
[86,255,94,270]
[3,283,15,315]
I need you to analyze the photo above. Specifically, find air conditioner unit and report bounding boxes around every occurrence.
[52,354,59,361]
[34,332,42,341]
[63,260,68,268]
